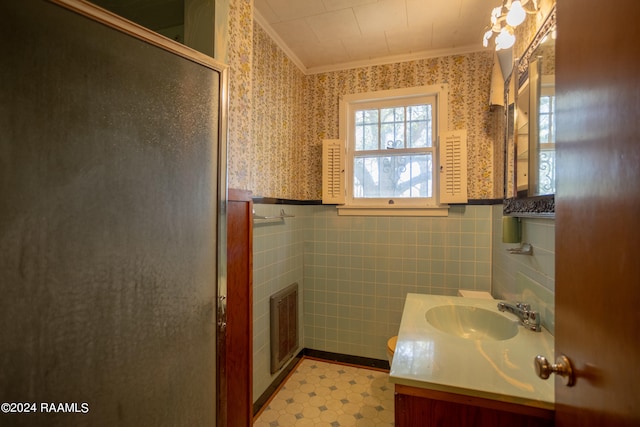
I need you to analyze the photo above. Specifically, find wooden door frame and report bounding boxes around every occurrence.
[223,189,254,427]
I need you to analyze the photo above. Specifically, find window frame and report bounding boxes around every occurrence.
[338,85,449,216]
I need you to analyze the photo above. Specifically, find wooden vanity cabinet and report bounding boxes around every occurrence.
[395,384,554,427]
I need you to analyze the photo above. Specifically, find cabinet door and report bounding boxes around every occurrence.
[395,386,553,427]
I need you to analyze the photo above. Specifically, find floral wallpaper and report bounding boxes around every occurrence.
[301,53,496,200]
[227,1,503,200]
[514,0,556,62]
[226,0,254,192]
[251,24,306,199]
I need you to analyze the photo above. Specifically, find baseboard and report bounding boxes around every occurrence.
[302,348,390,371]
[253,350,304,416]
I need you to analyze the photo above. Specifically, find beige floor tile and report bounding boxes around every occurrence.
[276,412,298,425]
[338,413,358,426]
[313,386,332,397]
[308,395,327,407]
[254,358,394,426]
[286,401,305,415]
[319,408,339,423]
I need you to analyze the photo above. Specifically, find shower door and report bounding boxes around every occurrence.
[0,1,227,426]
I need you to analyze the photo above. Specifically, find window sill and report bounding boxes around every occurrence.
[336,205,449,217]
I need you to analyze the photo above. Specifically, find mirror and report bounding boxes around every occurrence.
[528,31,556,196]
[516,76,530,195]
[504,6,556,217]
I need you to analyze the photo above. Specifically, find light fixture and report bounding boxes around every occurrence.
[483,0,539,51]
[495,27,516,50]
[506,1,526,26]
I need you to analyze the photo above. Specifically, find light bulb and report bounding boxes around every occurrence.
[495,27,515,51]
[483,29,493,47]
[506,1,526,26]
[490,6,502,25]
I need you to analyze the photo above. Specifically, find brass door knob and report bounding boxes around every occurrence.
[534,354,575,386]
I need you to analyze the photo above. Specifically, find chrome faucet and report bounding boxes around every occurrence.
[497,302,541,332]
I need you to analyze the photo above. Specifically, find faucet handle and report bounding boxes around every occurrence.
[516,302,531,311]
[524,310,542,331]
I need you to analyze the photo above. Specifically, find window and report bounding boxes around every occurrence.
[323,85,466,216]
[352,97,435,201]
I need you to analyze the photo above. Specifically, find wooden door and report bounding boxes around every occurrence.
[555,1,640,425]
[223,189,253,427]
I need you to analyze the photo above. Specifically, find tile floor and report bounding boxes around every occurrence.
[254,358,395,427]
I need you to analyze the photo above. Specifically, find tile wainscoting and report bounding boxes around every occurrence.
[252,203,555,403]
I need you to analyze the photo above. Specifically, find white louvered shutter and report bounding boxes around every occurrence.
[439,130,468,204]
[322,139,345,204]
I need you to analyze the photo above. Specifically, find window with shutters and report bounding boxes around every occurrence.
[324,85,466,216]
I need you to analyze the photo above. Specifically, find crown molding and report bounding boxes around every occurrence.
[305,44,486,75]
[253,9,307,73]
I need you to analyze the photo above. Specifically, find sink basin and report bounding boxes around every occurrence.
[425,305,518,341]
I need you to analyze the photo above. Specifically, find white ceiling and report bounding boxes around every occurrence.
[254,0,492,74]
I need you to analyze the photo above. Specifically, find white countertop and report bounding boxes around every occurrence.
[389,293,555,410]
